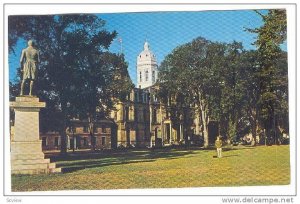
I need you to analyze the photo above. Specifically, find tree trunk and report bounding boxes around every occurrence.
[60,106,69,155]
[248,107,259,146]
[251,123,257,146]
[203,124,209,148]
[60,122,67,155]
[88,116,96,151]
[200,101,209,148]
[197,90,209,148]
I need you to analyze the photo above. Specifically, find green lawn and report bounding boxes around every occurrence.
[11,145,290,191]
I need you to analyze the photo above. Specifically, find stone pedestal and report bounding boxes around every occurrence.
[10,96,61,174]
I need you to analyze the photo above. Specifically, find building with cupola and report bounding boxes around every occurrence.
[37,41,205,151]
[109,41,203,148]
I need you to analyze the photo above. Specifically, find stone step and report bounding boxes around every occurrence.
[12,167,62,175]
[11,153,45,160]
[48,162,56,169]
[49,167,61,173]
[11,158,50,165]
[11,163,49,171]
[12,168,49,175]
[11,162,61,174]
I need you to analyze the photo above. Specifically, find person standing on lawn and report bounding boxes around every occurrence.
[215,136,223,158]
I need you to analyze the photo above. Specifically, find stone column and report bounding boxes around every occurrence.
[169,122,172,144]
[180,124,183,141]
[74,136,77,149]
[10,96,61,174]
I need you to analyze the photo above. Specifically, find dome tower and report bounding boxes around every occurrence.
[136,41,158,89]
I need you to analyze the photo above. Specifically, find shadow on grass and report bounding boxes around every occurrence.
[222,154,239,158]
[212,154,239,159]
[61,159,156,173]
[49,149,199,173]
[47,145,255,173]
[201,146,255,152]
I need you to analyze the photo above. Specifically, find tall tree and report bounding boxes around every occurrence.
[8,14,132,153]
[220,42,244,143]
[247,9,288,144]
[159,37,228,147]
[238,50,261,144]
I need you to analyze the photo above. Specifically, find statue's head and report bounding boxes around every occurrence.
[28,40,34,47]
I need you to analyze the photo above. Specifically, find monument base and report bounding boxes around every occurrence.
[11,141,61,174]
[10,96,61,175]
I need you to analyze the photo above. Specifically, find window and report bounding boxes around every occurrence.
[102,125,107,133]
[145,70,149,81]
[153,94,158,102]
[71,126,76,133]
[153,109,157,123]
[152,71,155,82]
[83,126,88,133]
[83,138,88,146]
[143,109,147,122]
[101,137,106,146]
[54,137,59,147]
[134,106,138,121]
[125,106,129,120]
[147,93,150,103]
[42,137,47,147]
[139,92,143,102]
[139,72,142,82]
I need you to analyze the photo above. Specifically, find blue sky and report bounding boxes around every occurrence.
[9,10,272,85]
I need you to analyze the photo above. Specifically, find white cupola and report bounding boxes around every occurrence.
[137,41,158,89]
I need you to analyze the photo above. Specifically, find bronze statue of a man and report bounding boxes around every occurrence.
[20,40,39,96]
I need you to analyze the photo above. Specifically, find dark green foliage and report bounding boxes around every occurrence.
[9,14,133,153]
[247,10,288,142]
[158,9,288,146]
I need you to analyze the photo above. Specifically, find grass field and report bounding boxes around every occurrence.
[11,145,290,191]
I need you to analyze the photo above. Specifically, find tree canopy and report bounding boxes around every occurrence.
[9,14,133,153]
[158,9,288,146]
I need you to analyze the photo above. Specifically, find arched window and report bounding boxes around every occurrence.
[145,70,149,81]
